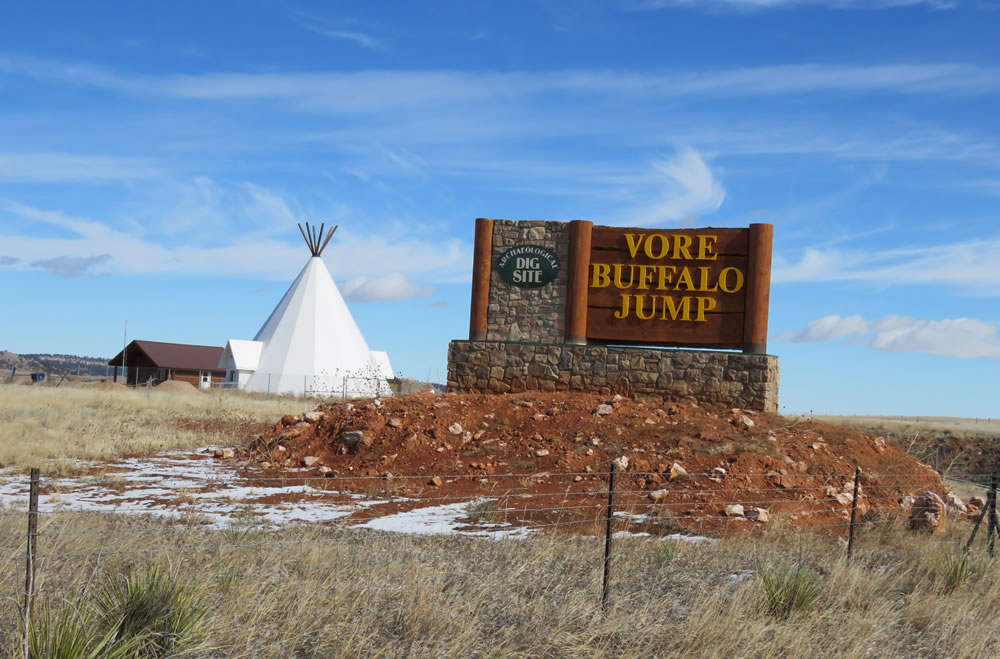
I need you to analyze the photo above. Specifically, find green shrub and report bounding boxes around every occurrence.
[939,553,982,593]
[757,563,823,618]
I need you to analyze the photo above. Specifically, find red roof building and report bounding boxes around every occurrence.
[108,340,225,388]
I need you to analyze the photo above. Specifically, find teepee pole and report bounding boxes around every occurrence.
[317,225,338,256]
[298,223,313,255]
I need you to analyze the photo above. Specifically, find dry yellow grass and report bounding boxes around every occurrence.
[1,510,997,657]
[813,415,1000,439]
[0,383,309,472]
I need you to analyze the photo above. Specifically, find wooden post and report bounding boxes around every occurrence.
[565,220,593,345]
[23,468,39,659]
[742,223,774,354]
[469,218,494,341]
[602,461,617,612]
[847,466,861,560]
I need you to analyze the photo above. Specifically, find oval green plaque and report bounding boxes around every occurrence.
[496,245,560,289]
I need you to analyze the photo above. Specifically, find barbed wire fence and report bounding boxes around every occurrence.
[3,464,999,655]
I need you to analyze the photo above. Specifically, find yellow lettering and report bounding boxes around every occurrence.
[613,264,636,289]
[697,267,719,292]
[624,234,644,259]
[672,234,694,260]
[636,264,655,290]
[643,234,670,260]
[695,296,717,321]
[675,267,695,291]
[719,267,745,293]
[615,294,631,319]
[697,234,718,261]
[661,295,692,321]
[591,263,611,288]
[635,295,655,320]
[657,265,676,290]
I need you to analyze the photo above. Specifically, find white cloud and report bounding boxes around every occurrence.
[781,314,1000,359]
[774,239,1000,293]
[0,199,470,291]
[340,273,434,302]
[611,148,726,227]
[0,152,160,182]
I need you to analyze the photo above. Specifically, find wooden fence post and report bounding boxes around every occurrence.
[602,461,617,612]
[988,474,997,558]
[23,468,40,658]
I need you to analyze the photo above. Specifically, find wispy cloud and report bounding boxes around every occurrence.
[626,0,959,11]
[3,55,998,108]
[781,314,1000,359]
[0,256,20,265]
[291,11,387,50]
[620,148,726,227]
[0,152,161,182]
[341,273,434,302]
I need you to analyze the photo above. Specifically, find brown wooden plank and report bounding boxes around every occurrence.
[586,306,744,348]
[586,257,747,313]
[565,220,593,344]
[742,222,774,353]
[591,226,748,256]
[588,289,745,314]
[469,218,494,340]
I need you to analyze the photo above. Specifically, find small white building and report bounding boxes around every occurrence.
[218,339,263,389]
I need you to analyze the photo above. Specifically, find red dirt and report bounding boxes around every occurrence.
[241,391,944,535]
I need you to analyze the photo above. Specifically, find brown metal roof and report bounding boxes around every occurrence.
[108,340,224,372]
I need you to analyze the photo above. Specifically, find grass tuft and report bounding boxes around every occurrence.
[757,562,823,618]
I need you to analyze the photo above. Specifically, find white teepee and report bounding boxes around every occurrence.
[237,223,391,398]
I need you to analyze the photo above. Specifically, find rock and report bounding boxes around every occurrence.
[944,492,967,516]
[585,448,594,456]
[436,446,445,453]
[611,394,625,402]
[534,413,547,422]
[746,508,769,523]
[735,414,755,429]
[373,398,382,409]
[293,421,311,428]
[573,476,583,482]
[909,491,947,533]
[279,415,299,426]
[301,456,319,467]
[724,504,745,517]
[388,418,403,428]
[213,448,235,459]
[595,404,614,416]
[873,436,887,452]
[303,411,324,423]
[448,423,463,435]
[648,489,669,502]
[259,461,271,469]
[383,472,393,480]
[710,466,727,477]
[612,456,629,471]
[428,477,443,487]
[341,430,371,454]
[900,495,915,509]
[968,496,986,515]
[589,437,601,446]
[669,462,688,480]
[316,465,331,474]
[835,492,854,506]
[342,403,354,411]
[276,445,287,453]
[535,449,550,457]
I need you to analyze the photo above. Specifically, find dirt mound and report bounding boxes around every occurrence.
[242,391,943,534]
[154,380,200,393]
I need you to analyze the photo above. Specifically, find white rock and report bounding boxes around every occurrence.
[303,411,325,423]
[648,489,669,502]
[669,462,687,480]
[724,504,745,517]
[612,456,629,471]
[301,456,319,467]
[388,418,403,428]
[535,449,550,457]
[589,437,601,446]
[595,404,614,416]
[746,508,769,523]
[448,423,463,435]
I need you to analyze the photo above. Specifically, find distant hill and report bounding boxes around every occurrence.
[0,351,48,374]
[22,353,110,377]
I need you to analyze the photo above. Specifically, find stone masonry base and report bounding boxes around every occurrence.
[447,340,779,412]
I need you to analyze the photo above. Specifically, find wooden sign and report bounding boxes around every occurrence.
[469,218,773,353]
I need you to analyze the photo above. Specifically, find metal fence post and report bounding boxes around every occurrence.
[847,466,861,560]
[23,467,40,658]
[602,461,617,612]
[988,474,997,558]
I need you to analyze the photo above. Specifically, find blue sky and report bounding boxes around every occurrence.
[2,0,998,415]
